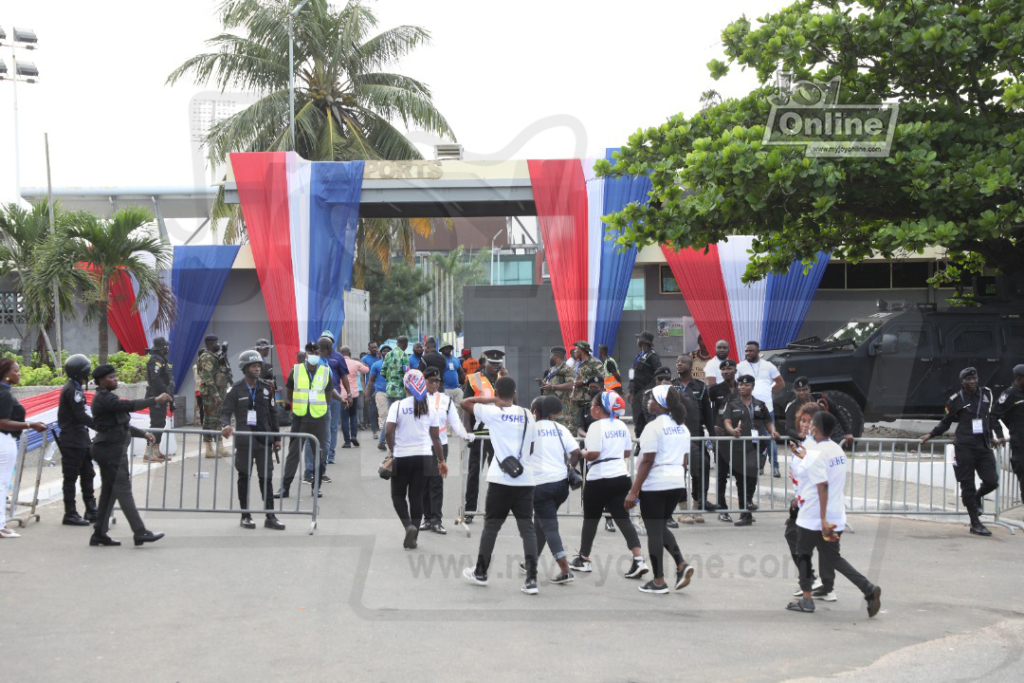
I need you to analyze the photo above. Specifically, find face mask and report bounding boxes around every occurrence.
[306,355,319,365]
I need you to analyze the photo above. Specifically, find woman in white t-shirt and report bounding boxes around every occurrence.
[785,403,825,597]
[529,395,582,584]
[385,370,446,551]
[570,391,648,580]
[625,385,695,594]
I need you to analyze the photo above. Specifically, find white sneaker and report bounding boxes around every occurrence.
[569,555,593,573]
[793,579,824,596]
[0,526,21,538]
[462,567,488,586]
[625,557,649,579]
[812,587,838,602]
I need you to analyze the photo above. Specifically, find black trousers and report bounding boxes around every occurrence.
[149,401,168,447]
[235,439,275,516]
[580,475,641,557]
[794,525,874,597]
[93,449,146,536]
[391,455,430,529]
[422,444,447,524]
[689,442,712,507]
[474,483,538,580]
[953,445,999,518]
[1012,452,1024,503]
[631,396,649,437]
[61,445,96,509]
[784,510,819,585]
[464,436,494,515]
[281,414,327,493]
[639,488,686,580]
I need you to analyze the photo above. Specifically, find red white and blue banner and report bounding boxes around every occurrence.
[231,152,364,368]
[528,150,651,354]
[21,387,150,452]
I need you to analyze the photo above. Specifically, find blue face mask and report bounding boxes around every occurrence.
[306,354,319,366]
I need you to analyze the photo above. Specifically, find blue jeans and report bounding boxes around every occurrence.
[533,479,570,560]
[760,409,779,468]
[325,398,342,463]
[378,396,399,445]
[341,396,360,445]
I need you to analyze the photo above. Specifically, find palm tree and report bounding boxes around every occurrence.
[167,0,456,265]
[0,201,95,366]
[40,207,175,364]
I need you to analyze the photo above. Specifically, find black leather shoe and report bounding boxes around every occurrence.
[419,519,433,531]
[264,516,286,531]
[970,521,992,536]
[133,530,165,546]
[342,442,352,449]
[89,534,121,547]
[377,442,387,451]
[746,501,759,512]
[63,512,91,527]
[351,439,360,447]
[240,516,256,529]
[734,513,755,527]
[274,490,290,499]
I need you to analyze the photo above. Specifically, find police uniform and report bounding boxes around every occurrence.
[992,365,1024,501]
[90,365,161,544]
[220,374,281,525]
[628,331,662,437]
[673,374,716,509]
[783,377,853,443]
[723,377,772,523]
[56,377,96,524]
[461,350,502,520]
[146,338,174,452]
[926,367,1004,533]
[708,360,739,509]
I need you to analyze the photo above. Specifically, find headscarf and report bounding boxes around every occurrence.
[600,390,626,419]
[652,384,672,409]
[403,369,428,401]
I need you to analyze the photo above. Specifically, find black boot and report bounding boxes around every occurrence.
[967,505,991,536]
[83,499,98,523]
[63,502,90,527]
[734,512,755,527]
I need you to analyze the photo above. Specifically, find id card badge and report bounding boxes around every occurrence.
[628,369,635,380]
[247,410,258,426]
[972,418,983,434]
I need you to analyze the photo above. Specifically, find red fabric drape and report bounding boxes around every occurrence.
[231,152,300,367]
[661,245,738,360]
[528,159,589,350]
[78,263,148,354]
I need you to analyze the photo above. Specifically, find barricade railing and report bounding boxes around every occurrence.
[453,432,1020,536]
[993,443,1023,531]
[119,427,322,535]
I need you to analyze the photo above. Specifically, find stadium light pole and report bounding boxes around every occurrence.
[0,25,39,205]
[288,0,311,150]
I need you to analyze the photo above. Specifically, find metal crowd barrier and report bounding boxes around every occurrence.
[453,433,1022,536]
[122,428,322,535]
[5,432,42,528]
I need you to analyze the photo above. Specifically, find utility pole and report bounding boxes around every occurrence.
[45,133,62,370]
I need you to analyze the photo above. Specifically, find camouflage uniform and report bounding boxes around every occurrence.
[197,349,229,442]
[542,362,574,430]
[569,356,605,435]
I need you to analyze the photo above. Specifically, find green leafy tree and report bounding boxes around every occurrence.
[167,0,456,270]
[0,201,96,366]
[597,0,1023,290]
[37,207,175,364]
[365,259,431,342]
[430,246,489,333]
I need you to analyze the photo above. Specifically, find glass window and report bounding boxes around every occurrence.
[659,266,680,294]
[819,263,846,289]
[891,262,930,288]
[623,277,645,310]
[846,263,891,289]
[894,328,928,353]
[499,258,533,286]
[824,321,883,347]
[952,329,995,354]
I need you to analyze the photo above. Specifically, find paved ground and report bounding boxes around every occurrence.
[3,432,1023,682]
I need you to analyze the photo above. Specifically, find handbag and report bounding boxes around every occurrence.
[561,434,584,490]
[378,454,394,480]
[497,408,528,478]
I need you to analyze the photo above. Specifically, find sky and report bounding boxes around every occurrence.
[0,0,788,241]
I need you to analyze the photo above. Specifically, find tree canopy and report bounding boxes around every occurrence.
[596,0,1023,287]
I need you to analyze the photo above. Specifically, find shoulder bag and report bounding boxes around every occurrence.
[562,433,584,490]
[497,407,528,478]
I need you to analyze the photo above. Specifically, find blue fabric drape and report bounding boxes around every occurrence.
[760,251,830,349]
[593,148,652,354]
[169,245,240,389]
[307,160,364,343]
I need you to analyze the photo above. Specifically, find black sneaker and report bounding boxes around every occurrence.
[866,585,882,618]
[320,474,332,483]
[746,501,759,512]
[302,476,314,484]
[403,525,418,550]
[352,439,360,447]
[419,519,433,531]
[718,512,733,523]
[734,513,755,527]
[812,586,837,602]
[639,580,669,594]
[518,562,528,575]
[551,571,575,585]
[462,567,488,586]
[432,522,447,535]
[604,518,616,532]
[625,558,649,579]
[675,563,695,590]
[786,597,815,613]
[569,555,593,573]
[521,578,539,595]
[342,442,352,449]
[666,518,679,529]
[464,515,474,525]
[377,443,386,452]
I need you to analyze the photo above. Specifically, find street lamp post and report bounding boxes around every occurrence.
[0,25,38,204]
[288,0,311,150]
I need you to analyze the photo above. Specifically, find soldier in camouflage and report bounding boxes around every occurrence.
[197,334,230,458]
[568,341,605,437]
[540,345,574,430]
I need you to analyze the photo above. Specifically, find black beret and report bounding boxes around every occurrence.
[92,364,116,381]
[793,376,809,389]
[959,366,978,380]
[205,334,219,342]
[1015,364,1024,377]
[720,359,737,369]
[737,374,756,385]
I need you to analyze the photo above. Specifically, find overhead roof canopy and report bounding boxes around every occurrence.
[20,186,217,219]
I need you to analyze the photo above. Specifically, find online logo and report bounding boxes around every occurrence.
[763,75,899,158]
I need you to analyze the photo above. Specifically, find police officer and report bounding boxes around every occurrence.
[673,355,716,519]
[89,364,173,547]
[709,358,738,517]
[920,367,1005,536]
[722,374,780,527]
[783,377,854,446]
[220,350,285,531]
[627,331,662,437]
[56,354,97,527]
[992,365,1024,502]
[146,336,174,461]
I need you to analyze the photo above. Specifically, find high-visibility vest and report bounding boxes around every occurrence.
[467,372,494,398]
[463,357,480,375]
[604,358,622,391]
[292,363,330,418]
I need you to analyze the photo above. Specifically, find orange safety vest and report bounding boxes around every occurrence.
[467,372,494,398]
[463,357,480,375]
[603,358,622,391]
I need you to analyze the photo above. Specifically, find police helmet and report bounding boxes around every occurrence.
[64,354,92,382]
[238,349,263,372]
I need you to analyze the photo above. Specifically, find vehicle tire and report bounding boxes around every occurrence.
[822,390,864,437]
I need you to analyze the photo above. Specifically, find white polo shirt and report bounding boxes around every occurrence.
[737,358,780,406]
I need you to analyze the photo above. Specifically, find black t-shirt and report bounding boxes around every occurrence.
[422,351,447,374]
[0,384,27,438]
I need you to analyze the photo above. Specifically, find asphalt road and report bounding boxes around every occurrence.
[3,435,1023,682]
